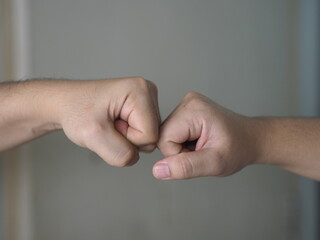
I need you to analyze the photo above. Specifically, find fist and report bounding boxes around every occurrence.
[58,77,160,167]
[153,92,260,180]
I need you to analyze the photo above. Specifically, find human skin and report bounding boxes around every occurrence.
[0,77,160,166]
[1,80,320,179]
[154,92,320,181]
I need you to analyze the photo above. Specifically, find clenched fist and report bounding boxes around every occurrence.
[154,92,320,181]
[57,77,160,166]
[0,77,160,167]
[153,92,261,180]
[1,79,320,180]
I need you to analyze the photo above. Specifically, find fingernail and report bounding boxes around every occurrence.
[154,162,170,179]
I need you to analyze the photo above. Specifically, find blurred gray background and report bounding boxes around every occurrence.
[0,0,319,239]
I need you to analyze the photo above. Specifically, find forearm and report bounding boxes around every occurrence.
[0,80,62,151]
[252,117,320,180]
[0,77,159,168]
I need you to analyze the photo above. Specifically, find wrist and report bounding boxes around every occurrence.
[21,80,64,134]
[248,117,290,167]
[245,116,272,165]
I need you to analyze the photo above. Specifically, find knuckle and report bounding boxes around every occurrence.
[174,153,194,179]
[183,91,202,101]
[182,92,204,109]
[146,132,159,145]
[180,93,216,116]
[134,132,159,148]
[109,147,136,167]
[139,143,156,153]
[159,124,168,139]
[157,138,167,154]
[131,76,148,89]
[157,135,172,156]
[158,144,177,158]
[157,136,165,149]
[132,76,145,82]
[146,80,158,93]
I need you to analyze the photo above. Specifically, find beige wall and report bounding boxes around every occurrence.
[23,0,300,239]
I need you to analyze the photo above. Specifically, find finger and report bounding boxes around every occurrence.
[157,121,186,157]
[115,119,153,153]
[158,108,202,157]
[115,119,129,137]
[85,122,139,167]
[136,80,161,152]
[146,80,161,125]
[124,82,160,152]
[152,149,225,180]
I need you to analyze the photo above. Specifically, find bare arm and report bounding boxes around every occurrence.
[254,117,320,180]
[0,80,60,151]
[0,78,160,166]
[154,92,320,180]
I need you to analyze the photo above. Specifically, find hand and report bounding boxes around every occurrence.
[153,92,260,180]
[53,77,160,166]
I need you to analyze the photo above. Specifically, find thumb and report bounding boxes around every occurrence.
[84,123,139,167]
[153,148,226,180]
